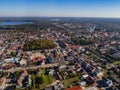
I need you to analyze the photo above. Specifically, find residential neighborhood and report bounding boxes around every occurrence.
[0,17,120,90]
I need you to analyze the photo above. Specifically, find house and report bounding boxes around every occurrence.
[20,59,27,66]
[27,75,32,86]
[46,56,52,63]
[0,68,2,73]
[105,87,118,90]
[112,52,120,58]
[86,76,95,84]
[59,65,67,69]
[17,70,28,88]
[0,81,4,90]
[103,78,113,87]
[4,58,14,63]
[93,67,103,78]
[30,52,46,60]
[109,74,120,84]
[78,81,86,87]
[97,78,113,88]
[49,69,54,75]
[66,86,82,90]
[82,74,89,79]
[67,56,74,61]
[54,82,63,90]
[12,57,19,63]
[2,63,15,70]
[45,86,54,90]
[30,52,46,64]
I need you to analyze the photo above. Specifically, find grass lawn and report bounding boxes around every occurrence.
[113,61,120,65]
[61,76,80,88]
[103,69,109,77]
[41,68,53,84]
[42,74,50,84]
[29,68,54,90]
[37,68,54,89]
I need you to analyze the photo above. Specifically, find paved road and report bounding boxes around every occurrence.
[3,63,59,73]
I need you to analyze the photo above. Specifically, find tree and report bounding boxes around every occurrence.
[23,39,57,51]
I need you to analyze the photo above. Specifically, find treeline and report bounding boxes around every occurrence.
[71,37,94,46]
[23,39,57,51]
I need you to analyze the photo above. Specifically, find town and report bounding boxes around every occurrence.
[0,18,120,90]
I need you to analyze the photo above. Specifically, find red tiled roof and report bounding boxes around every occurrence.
[66,44,80,49]
[66,86,82,90]
[32,56,44,61]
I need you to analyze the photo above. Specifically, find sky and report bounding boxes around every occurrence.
[0,0,120,17]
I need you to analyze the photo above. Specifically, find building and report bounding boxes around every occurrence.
[66,86,82,90]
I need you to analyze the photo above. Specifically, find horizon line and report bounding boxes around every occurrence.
[0,16,120,19]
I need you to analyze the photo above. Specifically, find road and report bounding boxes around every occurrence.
[3,63,59,73]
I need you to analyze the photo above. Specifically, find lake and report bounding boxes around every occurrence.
[0,21,34,26]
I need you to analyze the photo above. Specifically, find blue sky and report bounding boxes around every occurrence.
[0,0,120,17]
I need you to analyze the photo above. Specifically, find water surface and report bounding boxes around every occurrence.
[0,21,34,26]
